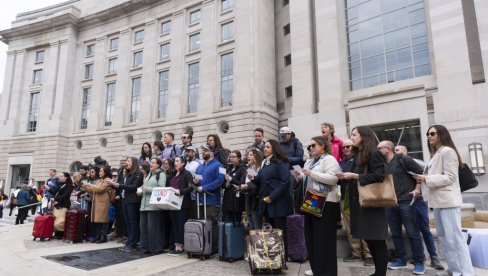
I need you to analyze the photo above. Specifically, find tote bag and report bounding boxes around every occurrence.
[358,174,397,207]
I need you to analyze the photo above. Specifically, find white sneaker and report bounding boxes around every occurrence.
[304,269,313,276]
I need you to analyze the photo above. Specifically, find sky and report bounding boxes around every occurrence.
[0,0,67,95]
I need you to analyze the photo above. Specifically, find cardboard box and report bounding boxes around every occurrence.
[149,187,183,210]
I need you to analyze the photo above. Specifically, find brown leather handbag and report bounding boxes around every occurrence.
[358,174,397,207]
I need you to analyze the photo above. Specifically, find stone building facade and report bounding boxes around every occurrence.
[1,0,487,208]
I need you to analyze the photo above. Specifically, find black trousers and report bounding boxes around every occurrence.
[15,206,29,224]
[265,216,288,260]
[305,201,340,276]
[114,200,127,237]
[9,203,16,216]
[365,239,388,276]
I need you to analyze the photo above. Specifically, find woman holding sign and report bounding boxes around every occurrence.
[138,157,166,255]
[168,156,194,256]
[294,136,341,276]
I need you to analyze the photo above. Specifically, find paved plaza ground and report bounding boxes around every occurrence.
[0,208,484,276]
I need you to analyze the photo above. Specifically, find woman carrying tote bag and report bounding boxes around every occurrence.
[339,126,388,276]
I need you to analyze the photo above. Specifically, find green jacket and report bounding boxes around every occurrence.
[140,169,166,211]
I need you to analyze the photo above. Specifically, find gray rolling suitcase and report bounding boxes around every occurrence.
[184,193,212,260]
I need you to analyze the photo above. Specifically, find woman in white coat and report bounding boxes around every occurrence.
[414,125,473,276]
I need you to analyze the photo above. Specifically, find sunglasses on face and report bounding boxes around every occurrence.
[112,175,118,178]
[426,132,437,137]
[344,145,352,149]
[307,143,317,151]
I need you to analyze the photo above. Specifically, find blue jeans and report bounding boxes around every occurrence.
[387,203,425,264]
[434,207,474,276]
[414,200,438,259]
[122,202,140,248]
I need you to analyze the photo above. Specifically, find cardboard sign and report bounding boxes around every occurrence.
[149,187,183,210]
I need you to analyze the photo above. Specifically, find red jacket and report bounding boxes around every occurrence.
[330,136,344,162]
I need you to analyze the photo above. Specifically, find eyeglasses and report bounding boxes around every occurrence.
[344,145,352,149]
[306,144,317,151]
[426,132,437,137]
[112,175,118,178]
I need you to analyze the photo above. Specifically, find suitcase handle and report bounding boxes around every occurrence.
[196,192,207,220]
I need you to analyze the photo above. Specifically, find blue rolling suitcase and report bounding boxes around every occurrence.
[218,221,245,262]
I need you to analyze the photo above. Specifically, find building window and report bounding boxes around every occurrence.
[86,44,95,57]
[222,0,234,12]
[189,33,201,52]
[286,86,292,97]
[105,83,116,126]
[27,92,40,132]
[283,24,290,36]
[283,0,289,7]
[161,20,171,35]
[84,63,94,79]
[188,62,200,113]
[189,9,201,25]
[130,77,141,123]
[370,120,423,160]
[32,69,43,84]
[221,21,234,42]
[80,87,91,129]
[345,0,431,91]
[221,52,234,107]
[158,70,169,118]
[109,37,119,51]
[134,30,144,44]
[108,58,117,74]
[35,51,44,62]
[284,54,291,66]
[133,51,143,68]
[160,42,171,60]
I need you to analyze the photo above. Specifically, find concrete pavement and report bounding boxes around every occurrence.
[0,209,483,276]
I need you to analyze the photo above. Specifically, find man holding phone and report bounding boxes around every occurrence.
[377,141,426,275]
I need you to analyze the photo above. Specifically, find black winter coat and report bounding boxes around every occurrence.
[248,159,292,219]
[175,169,194,209]
[54,183,74,209]
[348,150,388,240]
[118,170,144,204]
[223,162,247,213]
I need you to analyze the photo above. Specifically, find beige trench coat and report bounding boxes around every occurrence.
[82,179,111,223]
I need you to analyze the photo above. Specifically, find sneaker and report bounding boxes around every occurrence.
[304,269,313,276]
[388,259,408,270]
[363,257,374,266]
[343,253,362,262]
[430,258,444,270]
[413,263,425,275]
[119,246,134,252]
[168,249,183,257]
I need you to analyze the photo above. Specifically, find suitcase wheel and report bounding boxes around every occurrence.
[200,255,205,261]
[33,237,36,241]
[40,238,45,241]
[187,253,192,259]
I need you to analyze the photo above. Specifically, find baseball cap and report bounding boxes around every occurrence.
[279,126,292,134]
[200,144,214,152]
[185,146,197,152]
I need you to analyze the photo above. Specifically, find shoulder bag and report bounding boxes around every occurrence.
[459,163,478,192]
[357,174,397,207]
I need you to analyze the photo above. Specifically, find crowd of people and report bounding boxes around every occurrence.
[0,124,474,276]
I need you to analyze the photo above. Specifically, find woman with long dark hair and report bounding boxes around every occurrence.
[414,125,473,275]
[139,142,152,165]
[295,136,341,275]
[245,139,292,260]
[111,157,143,252]
[207,134,229,165]
[82,166,112,243]
[340,126,388,276]
[245,150,264,229]
[222,150,247,223]
[139,157,166,255]
[52,172,75,238]
[167,156,194,256]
